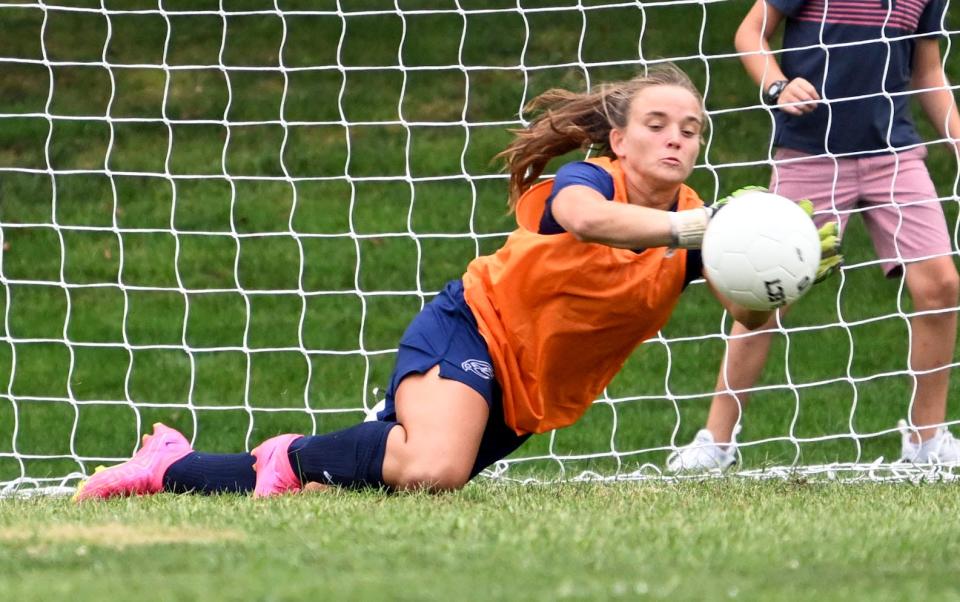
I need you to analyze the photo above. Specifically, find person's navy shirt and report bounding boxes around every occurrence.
[539,161,703,288]
[768,0,947,155]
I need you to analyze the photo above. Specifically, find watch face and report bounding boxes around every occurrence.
[764,81,786,104]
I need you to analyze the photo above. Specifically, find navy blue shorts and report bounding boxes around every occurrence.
[376,280,529,478]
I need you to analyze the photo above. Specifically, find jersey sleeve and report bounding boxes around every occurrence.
[917,0,947,37]
[765,0,806,18]
[538,161,615,235]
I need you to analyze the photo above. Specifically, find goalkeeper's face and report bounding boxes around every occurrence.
[612,85,703,190]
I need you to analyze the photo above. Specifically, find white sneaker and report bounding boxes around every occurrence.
[898,419,960,464]
[666,426,740,473]
[364,399,386,423]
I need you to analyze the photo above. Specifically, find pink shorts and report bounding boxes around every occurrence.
[770,146,951,276]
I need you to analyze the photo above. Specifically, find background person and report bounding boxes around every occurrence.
[668,0,960,472]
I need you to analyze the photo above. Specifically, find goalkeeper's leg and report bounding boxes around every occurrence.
[254,363,525,495]
[163,420,400,497]
[167,366,497,495]
[75,367,522,499]
[178,302,525,495]
[76,278,526,499]
[379,365,490,491]
[76,398,482,500]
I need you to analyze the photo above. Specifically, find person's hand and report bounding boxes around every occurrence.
[797,199,842,283]
[778,78,820,116]
[711,185,767,213]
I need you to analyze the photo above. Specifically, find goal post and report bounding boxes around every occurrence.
[1,0,958,496]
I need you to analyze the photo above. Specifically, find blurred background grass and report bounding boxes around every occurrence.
[0,0,958,484]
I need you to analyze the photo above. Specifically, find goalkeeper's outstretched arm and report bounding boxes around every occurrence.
[551,184,716,250]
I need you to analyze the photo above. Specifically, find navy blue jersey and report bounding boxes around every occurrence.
[538,161,704,287]
[768,0,947,155]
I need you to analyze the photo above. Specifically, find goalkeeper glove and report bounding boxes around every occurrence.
[668,186,766,249]
[713,185,767,211]
[797,199,842,283]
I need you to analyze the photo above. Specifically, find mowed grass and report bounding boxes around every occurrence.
[4,481,960,601]
[0,0,959,486]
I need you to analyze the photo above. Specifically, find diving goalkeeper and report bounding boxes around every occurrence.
[75,64,833,500]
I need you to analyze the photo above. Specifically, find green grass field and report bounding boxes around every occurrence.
[5,481,960,601]
[2,1,960,596]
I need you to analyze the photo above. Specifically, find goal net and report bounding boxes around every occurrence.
[1,0,958,496]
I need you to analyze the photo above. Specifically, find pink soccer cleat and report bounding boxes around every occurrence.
[251,434,303,498]
[72,423,193,502]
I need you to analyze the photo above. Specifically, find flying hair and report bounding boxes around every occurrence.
[496,63,705,209]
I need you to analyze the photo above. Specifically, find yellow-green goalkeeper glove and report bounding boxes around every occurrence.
[797,198,842,283]
[712,185,767,211]
[669,186,766,249]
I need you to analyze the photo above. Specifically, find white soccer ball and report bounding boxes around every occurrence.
[702,191,821,311]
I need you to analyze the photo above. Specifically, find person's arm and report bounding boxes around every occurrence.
[706,280,775,330]
[911,38,960,158]
[734,0,819,116]
[550,185,711,249]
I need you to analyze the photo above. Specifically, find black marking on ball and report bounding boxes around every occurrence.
[764,279,786,304]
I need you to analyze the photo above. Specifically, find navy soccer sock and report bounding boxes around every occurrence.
[287,421,397,489]
[162,452,256,494]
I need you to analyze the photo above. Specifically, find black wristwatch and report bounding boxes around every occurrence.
[762,79,789,106]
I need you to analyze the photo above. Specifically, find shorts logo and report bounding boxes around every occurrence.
[461,359,494,380]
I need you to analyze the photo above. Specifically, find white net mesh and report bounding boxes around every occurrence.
[0,0,958,496]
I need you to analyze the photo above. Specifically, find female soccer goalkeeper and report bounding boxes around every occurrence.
[74,64,819,501]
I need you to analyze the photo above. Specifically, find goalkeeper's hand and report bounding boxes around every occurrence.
[797,199,842,283]
[668,186,766,249]
[712,185,767,212]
